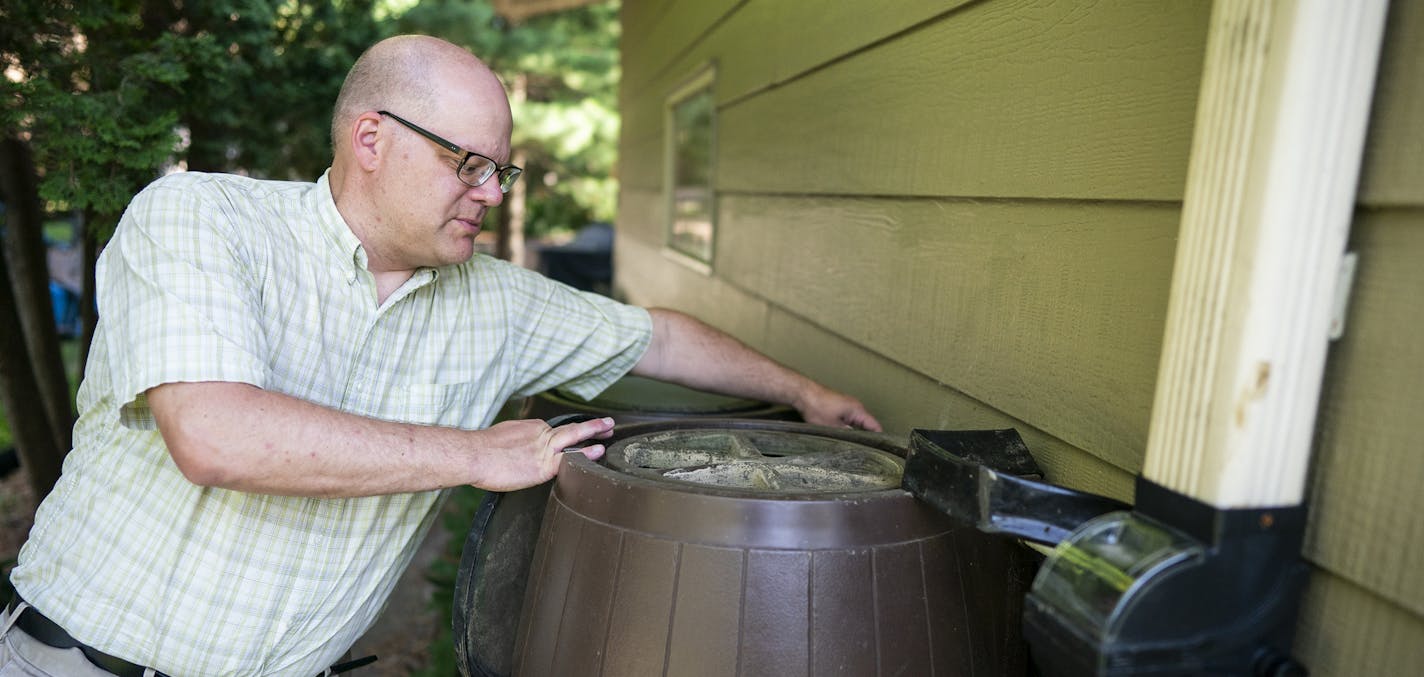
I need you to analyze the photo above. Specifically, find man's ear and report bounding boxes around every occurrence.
[350,112,384,172]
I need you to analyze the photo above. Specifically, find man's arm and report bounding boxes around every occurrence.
[631,308,882,431]
[148,381,614,497]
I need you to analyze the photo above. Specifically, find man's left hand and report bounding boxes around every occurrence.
[795,383,883,431]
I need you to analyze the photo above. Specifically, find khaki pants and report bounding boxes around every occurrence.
[0,601,150,676]
[2,603,358,676]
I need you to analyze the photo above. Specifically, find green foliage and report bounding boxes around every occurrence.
[2,0,619,243]
[2,1,387,238]
[6,4,176,231]
[184,0,390,179]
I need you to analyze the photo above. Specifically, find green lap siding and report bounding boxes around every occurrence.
[614,0,1424,672]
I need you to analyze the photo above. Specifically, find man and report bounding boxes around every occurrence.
[1,35,878,676]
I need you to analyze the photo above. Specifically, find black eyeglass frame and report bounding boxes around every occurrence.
[378,110,522,193]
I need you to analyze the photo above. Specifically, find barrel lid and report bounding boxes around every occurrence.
[604,427,903,494]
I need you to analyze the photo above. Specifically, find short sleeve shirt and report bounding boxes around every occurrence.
[11,171,651,676]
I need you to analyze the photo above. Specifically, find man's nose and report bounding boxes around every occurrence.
[465,178,505,206]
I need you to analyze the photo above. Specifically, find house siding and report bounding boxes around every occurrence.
[614,0,1424,672]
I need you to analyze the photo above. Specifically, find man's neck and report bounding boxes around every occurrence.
[329,167,418,305]
[371,269,414,306]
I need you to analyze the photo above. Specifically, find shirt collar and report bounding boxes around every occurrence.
[313,169,365,272]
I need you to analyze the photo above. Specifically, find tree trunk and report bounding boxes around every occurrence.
[78,209,100,381]
[494,197,510,261]
[0,221,65,500]
[184,116,225,174]
[0,137,74,457]
[506,147,528,268]
[491,152,529,266]
[505,73,529,268]
[0,246,64,501]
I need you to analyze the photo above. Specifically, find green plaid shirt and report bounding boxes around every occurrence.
[12,171,650,676]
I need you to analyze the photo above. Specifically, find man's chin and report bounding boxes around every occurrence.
[440,236,481,266]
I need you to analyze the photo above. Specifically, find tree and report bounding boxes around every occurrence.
[0,138,68,498]
[0,0,385,499]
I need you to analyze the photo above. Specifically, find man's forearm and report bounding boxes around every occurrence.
[632,308,882,430]
[147,381,612,497]
[631,308,807,406]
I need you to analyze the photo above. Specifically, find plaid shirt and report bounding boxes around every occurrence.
[11,171,651,676]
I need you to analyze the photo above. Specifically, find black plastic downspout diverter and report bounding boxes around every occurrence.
[901,429,1311,677]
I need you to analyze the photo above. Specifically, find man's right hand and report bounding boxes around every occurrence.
[473,416,615,491]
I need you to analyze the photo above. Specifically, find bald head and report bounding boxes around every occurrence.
[326,35,516,277]
[331,35,508,156]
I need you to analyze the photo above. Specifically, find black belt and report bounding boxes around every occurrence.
[4,596,377,676]
[5,595,169,677]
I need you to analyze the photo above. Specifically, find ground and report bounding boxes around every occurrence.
[0,472,35,577]
[1,469,453,676]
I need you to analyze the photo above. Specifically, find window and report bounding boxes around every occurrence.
[665,68,716,265]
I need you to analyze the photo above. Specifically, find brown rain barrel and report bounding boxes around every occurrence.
[456,382,798,677]
[507,420,1034,677]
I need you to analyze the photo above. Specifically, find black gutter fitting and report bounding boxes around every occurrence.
[901,429,1311,677]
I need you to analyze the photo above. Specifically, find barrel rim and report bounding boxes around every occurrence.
[556,420,955,549]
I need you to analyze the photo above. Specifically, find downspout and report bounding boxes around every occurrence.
[1143,0,1388,509]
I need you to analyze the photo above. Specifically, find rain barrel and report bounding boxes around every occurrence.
[463,419,1033,677]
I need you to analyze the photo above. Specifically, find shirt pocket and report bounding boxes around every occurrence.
[383,381,492,429]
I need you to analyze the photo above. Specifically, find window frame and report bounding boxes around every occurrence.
[662,64,718,272]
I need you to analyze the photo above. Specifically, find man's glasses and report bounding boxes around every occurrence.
[378,111,522,193]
